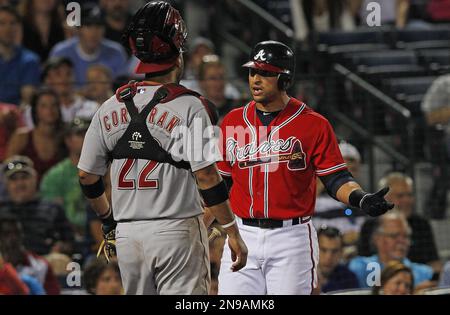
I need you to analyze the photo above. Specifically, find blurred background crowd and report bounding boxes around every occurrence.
[0,0,450,295]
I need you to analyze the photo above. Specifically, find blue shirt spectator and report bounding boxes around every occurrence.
[349,255,433,288]
[0,6,41,105]
[49,37,128,88]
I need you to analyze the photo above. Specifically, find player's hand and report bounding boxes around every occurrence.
[97,210,117,262]
[360,187,395,217]
[227,233,248,272]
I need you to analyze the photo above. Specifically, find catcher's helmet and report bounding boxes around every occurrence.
[242,41,295,90]
[122,1,187,74]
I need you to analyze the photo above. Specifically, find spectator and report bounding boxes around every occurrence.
[0,253,29,295]
[313,142,366,246]
[183,36,215,83]
[349,211,434,290]
[34,57,99,126]
[0,5,40,105]
[0,215,60,294]
[6,88,65,180]
[357,172,441,272]
[83,64,113,105]
[300,0,356,35]
[83,258,122,295]
[99,0,132,46]
[0,155,74,256]
[182,39,241,100]
[18,0,65,62]
[421,73,450,219]
[49,4,128,88]
[40,118,90,236]
[198,54,240,122]
[372,261,414,295]
[0,101,24,161]
[317,226,359,293]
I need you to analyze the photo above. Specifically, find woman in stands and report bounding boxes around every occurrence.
[6,88,65,182]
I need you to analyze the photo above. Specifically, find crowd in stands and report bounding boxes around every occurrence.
[1,0,450,295]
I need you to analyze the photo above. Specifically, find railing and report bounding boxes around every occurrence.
[331,64,416,190]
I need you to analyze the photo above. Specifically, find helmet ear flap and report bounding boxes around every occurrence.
[277,74,292,90]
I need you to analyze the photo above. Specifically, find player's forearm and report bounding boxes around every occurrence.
[195,164,238,235]
[206,201,239,236]
[336,181,363,205]
[78,170,110,217]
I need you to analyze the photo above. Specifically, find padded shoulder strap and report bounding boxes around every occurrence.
[160,83,219,125]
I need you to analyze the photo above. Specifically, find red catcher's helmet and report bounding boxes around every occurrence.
[122,1,187,74]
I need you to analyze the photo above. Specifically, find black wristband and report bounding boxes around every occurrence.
[100,209,115,226]
[200,180,229,207]
[80,177,105,199]
[349,189,368,208]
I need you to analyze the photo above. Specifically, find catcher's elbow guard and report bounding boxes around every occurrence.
[200,180,229,207]
[80,177,105,199]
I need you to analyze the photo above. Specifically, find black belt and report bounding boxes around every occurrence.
[241,217,311,229]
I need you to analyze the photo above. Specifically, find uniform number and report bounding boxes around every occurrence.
[118,159,159,190]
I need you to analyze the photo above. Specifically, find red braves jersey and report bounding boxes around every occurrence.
[217,98,347,220]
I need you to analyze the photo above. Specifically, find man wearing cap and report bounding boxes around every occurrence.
[0,155,74,256]
[49,4,128,88]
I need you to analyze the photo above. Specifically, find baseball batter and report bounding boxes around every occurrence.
[216,41,394,295]
[77,1,247,295]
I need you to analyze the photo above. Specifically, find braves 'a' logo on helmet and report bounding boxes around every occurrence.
[253,49,267,61]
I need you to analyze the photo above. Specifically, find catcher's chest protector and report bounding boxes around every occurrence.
[111,82,218,169]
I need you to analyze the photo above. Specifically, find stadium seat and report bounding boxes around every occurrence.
[318,29,384,47]
[382,76,437,97]
[348,50,418,67]
[395,28,450,43]
[417,49,450,72]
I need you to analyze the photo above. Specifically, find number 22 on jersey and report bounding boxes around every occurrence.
[117,159,159,190]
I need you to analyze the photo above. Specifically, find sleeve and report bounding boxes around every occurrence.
[77,110,110,176]
[177,106,221,172]
[422,76,450,113]
[312,119,347,176]
[216,114,232,177]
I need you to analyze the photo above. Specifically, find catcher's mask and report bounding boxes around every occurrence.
[122,1,187,74]
[242,40,295,90]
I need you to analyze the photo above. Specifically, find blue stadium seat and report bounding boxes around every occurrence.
[318,29,384,47]
[418,49,450,72]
